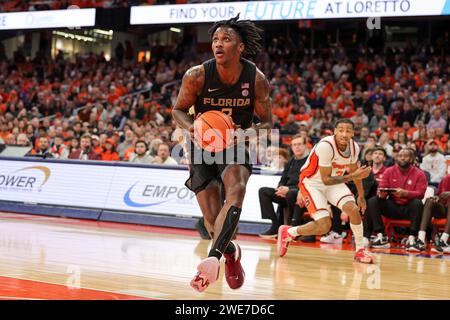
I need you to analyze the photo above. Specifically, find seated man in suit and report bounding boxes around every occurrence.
[258,134,309,237]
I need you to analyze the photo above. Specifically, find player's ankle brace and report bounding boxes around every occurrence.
[208,206,241,260]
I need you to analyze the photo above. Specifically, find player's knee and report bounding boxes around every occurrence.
[344,203,360,218]
[226,182,247,204]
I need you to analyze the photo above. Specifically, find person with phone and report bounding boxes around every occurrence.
[365,148,427,249]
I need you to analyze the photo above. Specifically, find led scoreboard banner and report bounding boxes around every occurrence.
[130,0,450,25]
[0,8,96,30]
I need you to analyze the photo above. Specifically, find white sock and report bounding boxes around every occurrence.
[377,232,384,240]
[418,231,426,243]
[288,227,299,238]
[408,235,416,245]
[350,222,364,250]
[441,233,449,244]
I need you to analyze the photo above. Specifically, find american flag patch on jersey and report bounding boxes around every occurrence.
[241,83,249,89]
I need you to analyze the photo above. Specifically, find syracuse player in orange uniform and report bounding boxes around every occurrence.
[278,119,373,263]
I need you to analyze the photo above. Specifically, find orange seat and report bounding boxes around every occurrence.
[432,218,447,226]
[431,218,447,240]
[382,217,411,242]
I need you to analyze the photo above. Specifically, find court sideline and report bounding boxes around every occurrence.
[0,212,448,300]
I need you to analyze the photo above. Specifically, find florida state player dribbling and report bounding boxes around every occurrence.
[278,119,374,263]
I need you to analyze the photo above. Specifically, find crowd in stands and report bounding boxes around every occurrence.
[0,36,448,170]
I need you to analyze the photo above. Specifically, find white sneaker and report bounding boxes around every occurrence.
[443,245,450,254]
[320,231,343,244]
[363,237,370,248]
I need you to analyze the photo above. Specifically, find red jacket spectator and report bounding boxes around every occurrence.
[69,149,101,160]
[378,165,427,206]
[437,174,450,206]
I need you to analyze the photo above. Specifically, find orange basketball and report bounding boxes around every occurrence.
[193,110,235,152]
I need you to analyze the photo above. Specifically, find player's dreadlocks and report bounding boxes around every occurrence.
[208,13,263,60]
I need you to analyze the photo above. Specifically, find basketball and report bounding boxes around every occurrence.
[193,110,235,152]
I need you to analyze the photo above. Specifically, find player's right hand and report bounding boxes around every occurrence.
[351,165,372,180]
[296,192,306,208]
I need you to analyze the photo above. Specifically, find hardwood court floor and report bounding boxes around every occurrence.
[0,212,448,300]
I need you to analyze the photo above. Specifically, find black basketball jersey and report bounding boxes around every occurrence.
[195,58,256,129]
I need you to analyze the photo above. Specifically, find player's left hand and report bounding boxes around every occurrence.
[357,195,367,214]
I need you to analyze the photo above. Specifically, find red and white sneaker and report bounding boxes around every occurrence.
[190,257,220,292]
[354,248,373,264]
[277,225,295,257]
[224,241,245,289]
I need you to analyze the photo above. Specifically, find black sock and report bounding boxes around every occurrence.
[224,241,236,254]
[208,206,241,260]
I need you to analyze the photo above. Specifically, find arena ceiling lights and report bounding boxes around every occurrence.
[130,0,450,25]
[0,8,96,30]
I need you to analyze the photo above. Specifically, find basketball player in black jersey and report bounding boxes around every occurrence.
[173,14,272,292]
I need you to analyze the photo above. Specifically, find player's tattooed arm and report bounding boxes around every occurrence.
[253,68,273,131]
[320,166,355,186]
[172,65,205,131]
[320,164,372,186]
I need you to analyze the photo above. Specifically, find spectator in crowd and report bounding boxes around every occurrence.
[149,138,163,157]
[427,108,447,130]
[50,135,69,159]
[27,136,53,159]
[368,105,388,132]
[365,149,427,249]
[68,137,80,156]
[371,146,388,183]
[410,173,450,253]
[263,147,290,171]
[420,140,447,188]
[3,134,16,145]
[117,129,135,159]
[111,107,127,131]
[129,140,154,164]
[91,135,103,155]
[152,143,177,165]
[69,134,101,160]
[280,114,299,135]
[258,135,309,238]
[15,133,31,147]
[101,138,120,161]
